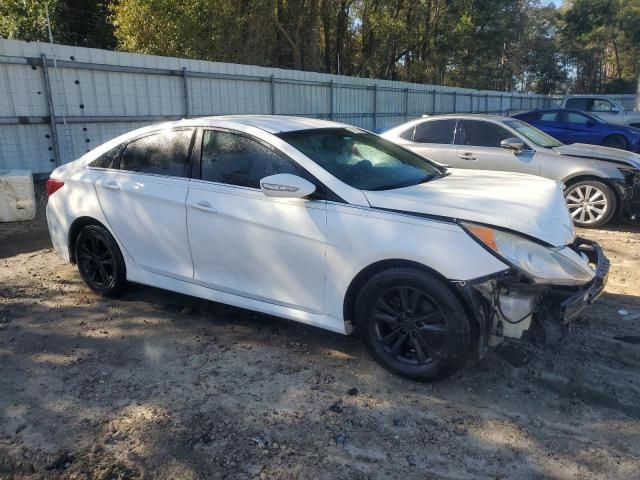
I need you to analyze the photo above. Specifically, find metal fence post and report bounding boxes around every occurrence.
[499,95,503,114]
[270,75,276,114]
[182,67,190,118]
[485,94,489,113]
[452,91,457,113]
[372,84,377,130]
[40,54,61,167]
[404,88,409,121]
[329,80,334,120]
[431,89,436,114]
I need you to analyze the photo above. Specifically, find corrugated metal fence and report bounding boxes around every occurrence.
[0,38,619,174]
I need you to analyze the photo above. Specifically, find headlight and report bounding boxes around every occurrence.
[463,223,595,286]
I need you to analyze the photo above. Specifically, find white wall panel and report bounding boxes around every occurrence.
[0,38,586,174]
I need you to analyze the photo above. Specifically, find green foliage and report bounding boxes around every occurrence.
[0,0,115,48]
[1,0,639,94]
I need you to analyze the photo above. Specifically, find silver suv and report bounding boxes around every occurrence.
[381,115,640,228]
[560,96,640,128]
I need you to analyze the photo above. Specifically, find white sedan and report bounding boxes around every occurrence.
[46,116,609,381]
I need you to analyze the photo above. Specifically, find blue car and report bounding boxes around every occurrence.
[513,108,640,152]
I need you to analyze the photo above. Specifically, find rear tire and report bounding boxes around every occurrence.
[564,180,616,228]
[75,225,126,296]
[355,267,471,381]
[602,134,628,150]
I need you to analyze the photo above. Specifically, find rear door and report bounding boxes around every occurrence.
[186,128,327,313]
[95,128,195,280]
[454,119,540,175]
[401,119,460,165]
[532,111,567,140]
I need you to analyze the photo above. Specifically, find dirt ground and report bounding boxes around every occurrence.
[1,197,639,479]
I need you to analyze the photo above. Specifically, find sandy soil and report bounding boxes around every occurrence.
[0,204,639,479]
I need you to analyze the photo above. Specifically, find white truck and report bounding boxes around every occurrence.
[560,96,640,127]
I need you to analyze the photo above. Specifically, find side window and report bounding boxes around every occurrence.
[201,130,299,188]
[399,127,415,141]
[119,129,194,177]
[592,99,614,112]
[413,119,457,144]
[540,111,559,121]
[565,98,591,111]
[565,112,590,124]
[517,112,538,122]
[458,120,513,148]
[89,145,122,169]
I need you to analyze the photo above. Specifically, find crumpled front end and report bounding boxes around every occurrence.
[456,236,609,356]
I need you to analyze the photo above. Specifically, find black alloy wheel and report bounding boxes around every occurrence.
[372,286,449,366]
[75,225,126,296]
[355,267,471,381]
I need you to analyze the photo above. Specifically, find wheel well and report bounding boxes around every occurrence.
[67,216,108,264]
[562,174,623,216]
[342,259,479,336]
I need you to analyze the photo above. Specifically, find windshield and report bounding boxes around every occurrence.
[279,128,445,191]
[503,119,563,148]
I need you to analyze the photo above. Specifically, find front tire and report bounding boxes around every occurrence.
[564,180,616,228]
[75,225,126,296]
[355,267,472,381]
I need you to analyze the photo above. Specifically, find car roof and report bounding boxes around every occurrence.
[420,113,512,122]
[160,115,353,134]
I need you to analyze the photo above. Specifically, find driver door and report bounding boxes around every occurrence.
[453,119,540,175]
[186,129,328,313]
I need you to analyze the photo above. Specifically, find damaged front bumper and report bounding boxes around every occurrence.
[457,237,609,355]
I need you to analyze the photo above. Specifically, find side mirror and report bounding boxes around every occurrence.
[586,119,596,127]
[500,137,525,152]
[611,106,621,113]
[260,173,316,199]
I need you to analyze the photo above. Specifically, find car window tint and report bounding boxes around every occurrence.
[399,127,415,140]
[566,112,590,124]
[413,120,456,144]
[119,129,193,177]
[565,98,591,110]
[517,112,538,122]
[458,120,513,148]
[540,111,559,121]
[89,145,122,169]
[201,130,299,188]
[592,99,613,112]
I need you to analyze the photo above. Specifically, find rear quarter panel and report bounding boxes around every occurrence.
[46,166,124,264]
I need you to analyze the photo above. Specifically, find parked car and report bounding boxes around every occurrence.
[46,115,608,381]
[512,108,640,151]
[381,114,640,228]
[559,96,640,127]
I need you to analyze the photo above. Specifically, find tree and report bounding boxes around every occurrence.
[0,0,115,49]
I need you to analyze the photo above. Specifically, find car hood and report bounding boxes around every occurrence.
[554,143,640,168]
[363,169,575,247]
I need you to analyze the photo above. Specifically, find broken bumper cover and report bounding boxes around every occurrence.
[549,237,609,323]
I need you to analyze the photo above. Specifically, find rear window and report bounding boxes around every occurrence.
[565,98,591,111]
[412,119,456,144]
[119,129,194,177]
[89,145,122,169]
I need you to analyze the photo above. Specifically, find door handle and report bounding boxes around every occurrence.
[191,200,218,213]
[458,153,477,161]
[102,181,120,191]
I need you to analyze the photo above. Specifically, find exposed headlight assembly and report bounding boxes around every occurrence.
[463,223,595,286]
